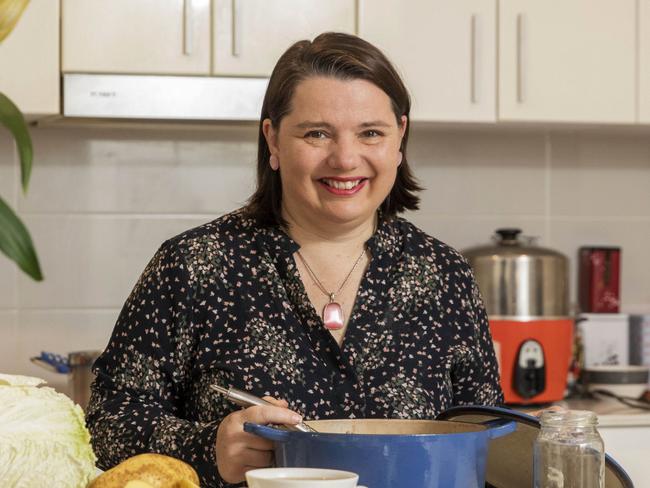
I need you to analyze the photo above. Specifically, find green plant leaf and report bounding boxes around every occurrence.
[0,195,42,281]
[0,92,33,192]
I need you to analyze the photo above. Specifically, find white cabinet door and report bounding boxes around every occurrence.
[212,0,356,77]
[599,425,650,488]
[0,0,59,116]
[499,0,635,123]
[639,1,650,123]
[62,0,211,75]
[360,0,496,122]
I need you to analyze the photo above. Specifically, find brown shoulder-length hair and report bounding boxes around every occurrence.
[244,32,422,227]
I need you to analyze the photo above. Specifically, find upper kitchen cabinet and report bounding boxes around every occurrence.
[639,0,650,122]
[359,0,496,122]
[62,0,211,75]
[212,0,356,77]
[499,0,636,123]
[0,0,59,116]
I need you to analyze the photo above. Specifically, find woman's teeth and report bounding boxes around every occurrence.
[322,178,364,190]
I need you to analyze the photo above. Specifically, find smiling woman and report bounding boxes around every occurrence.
[86,32,504,488]
[262,77,405,231]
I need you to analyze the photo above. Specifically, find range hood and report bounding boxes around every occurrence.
[62,74,269,121]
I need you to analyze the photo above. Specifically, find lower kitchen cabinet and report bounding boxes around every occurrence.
[599,423,650,487]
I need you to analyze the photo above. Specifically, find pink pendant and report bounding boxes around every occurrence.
[323,302,344,330]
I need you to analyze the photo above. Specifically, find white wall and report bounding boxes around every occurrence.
[1,125,649,393]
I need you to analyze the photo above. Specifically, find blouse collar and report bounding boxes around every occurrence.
[257,212,402,261]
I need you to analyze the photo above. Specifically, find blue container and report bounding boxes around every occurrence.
[244,418,515,488]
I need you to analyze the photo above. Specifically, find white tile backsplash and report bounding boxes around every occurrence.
[2,125,650,375]
[0,311,18,373]
[14,309,118,394]
[0,133,18,308]
[17,126,258,214]
[0,132,16,201]
[549,132,650,217]
[409,129,547,216]
[0,259,16,310]
[17,215,209,308]
[407,212,548,252]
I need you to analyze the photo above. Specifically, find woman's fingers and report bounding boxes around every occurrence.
[241,403,302,426]
[242,434,274,451]
[262,395,289,408]
[215,397,299,484]
[240,448,274,468]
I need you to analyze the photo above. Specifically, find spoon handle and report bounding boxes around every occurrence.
[210,384,316,433]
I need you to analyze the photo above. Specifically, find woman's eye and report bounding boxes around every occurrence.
[305,130,327,139]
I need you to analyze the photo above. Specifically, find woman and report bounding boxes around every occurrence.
[87,32,503,487]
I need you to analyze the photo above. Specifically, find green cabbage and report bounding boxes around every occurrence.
[0,374,97,487]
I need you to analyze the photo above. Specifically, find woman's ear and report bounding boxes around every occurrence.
[399,115,408,139]
[262,118,279,155]
[397,116,407,166]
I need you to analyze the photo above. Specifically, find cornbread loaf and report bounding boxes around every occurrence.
[89,453,200,488]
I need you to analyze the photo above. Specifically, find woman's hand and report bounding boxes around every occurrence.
[215,396,303,484]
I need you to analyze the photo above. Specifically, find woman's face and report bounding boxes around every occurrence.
[263,76,407,230]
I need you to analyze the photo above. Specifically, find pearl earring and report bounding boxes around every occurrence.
[269,154,279,170]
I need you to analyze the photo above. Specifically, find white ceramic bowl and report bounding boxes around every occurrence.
[246,468,364,488]
[583,365,650,398]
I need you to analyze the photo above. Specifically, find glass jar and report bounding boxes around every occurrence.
[533,410,605,488]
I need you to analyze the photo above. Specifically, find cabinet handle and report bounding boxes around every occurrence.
[516,13,525,103]
[232,0,242,57]
[470,14,478,104]
[183,0,194,56]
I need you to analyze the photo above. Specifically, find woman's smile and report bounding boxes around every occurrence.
[318,176,369,195]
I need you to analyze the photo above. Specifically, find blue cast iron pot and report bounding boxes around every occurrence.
[244,417,515,488]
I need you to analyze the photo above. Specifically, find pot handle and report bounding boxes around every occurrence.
[481,418,517,439]
[243,422,292,443]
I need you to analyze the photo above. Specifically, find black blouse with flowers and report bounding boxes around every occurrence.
[86,209,503,487]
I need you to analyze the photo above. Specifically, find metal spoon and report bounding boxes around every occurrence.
[210,384,317,433]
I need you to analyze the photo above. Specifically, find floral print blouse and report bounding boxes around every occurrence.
[86,209,503,487]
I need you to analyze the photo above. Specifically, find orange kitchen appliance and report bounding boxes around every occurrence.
[463,229,573,404]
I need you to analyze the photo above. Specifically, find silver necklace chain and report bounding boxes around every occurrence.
[296,247,367,302]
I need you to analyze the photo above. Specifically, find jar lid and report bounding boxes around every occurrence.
[437,405,633,488]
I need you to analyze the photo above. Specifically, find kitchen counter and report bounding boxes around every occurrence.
[556,396,650,427]
[515,394,650,424]
[518,396,650,487]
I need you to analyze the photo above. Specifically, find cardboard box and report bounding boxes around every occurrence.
[577,313,629,367]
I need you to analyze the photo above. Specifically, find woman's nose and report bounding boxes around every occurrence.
[327,137,361,170]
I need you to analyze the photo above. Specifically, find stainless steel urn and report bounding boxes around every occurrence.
[462,228,569,318]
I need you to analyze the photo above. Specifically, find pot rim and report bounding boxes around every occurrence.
[244,418,515,442]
